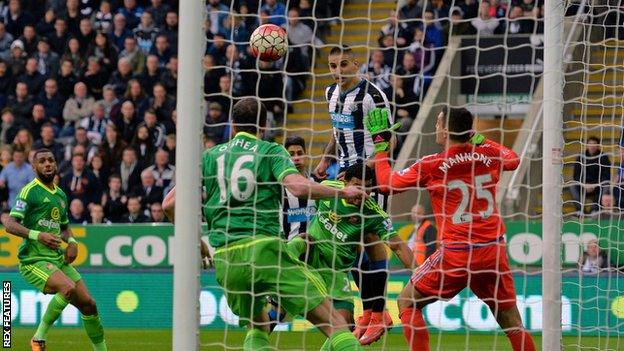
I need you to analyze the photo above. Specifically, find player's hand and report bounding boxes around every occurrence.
[65,242,78,264]
[340,186,368,202]
[200,239,212,269]
[365,108,401,153]
[38,232,62,250]
[313,160,329,180]
[469,131,486,145]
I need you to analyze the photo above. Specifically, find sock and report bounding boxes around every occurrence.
[400,307,430,351]
[320,330,363,351]
[81,314,107,351]
[368,260,388,312]
[243,328,270,351]
[505,328,537,351]
[33,294,69,341]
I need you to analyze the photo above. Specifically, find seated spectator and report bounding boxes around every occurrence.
[32,122,64,162]
[32,38,59,78]
[3,0,35,38]
[17,57,45,96]
[37,78,64,126]
[109,13,132,50]
[76,18,95,57]
[360,50,391,90]
[203,54,223,96]
[88,153,108,189]
[570,136,611,214]
[124,79,149,117]
[384,74,419,132]
[86,203,112,224]
[578,239,609,274]
[489,0,508,19]
[149,202,166,222]
[207,74,233,117]
[63,127,98,164]
[80,102,110,145]
[49,17,69,54]
[102,174,127,222]
[86,31,119,74]
[12,128,32,156]
[82,57,108,100]
[18,25,39,56]
[116,147,142,193]
[147,0,171,28]
[123,196,149,223]
[206,0,229,35]
[116,100,139,143]
[407,27,436,76]
[7,39,27,77]
[62,82,96,137]
[0,22,14,60]
[146,148,175,190]
[378,11,412,48]
[0,146,34,209]
[596,194,621,218]
[470,1,501,36]
[119,37,145,75]
[161,10,178,53]
[204,102,229,145]
[149,82,175,131]
[150,34,172,68]
[514,0,541,18]
[426,0,450,24]
[399,0,422,24]
[27,104,47,138]
[98,84,121,120]
[130,123,156,164]
[56,59,78,99]
[6,82,34,121]
[261,0,287,26]
[99,123,126,174]
[0,60,14,106]
[143,109,166,148]
[446,7,471,37]
[396,51,422,96]
[613,145,624,210]
[132,168,163,211]
[60,152,102,206]
[92,1,114,34]
[0,109,21,145]
[160,56,178,96]
[206,33,227,66]
[140,55,164,97]
[61,0,82,35]
[505,5,535,34]
[163,133,176,165]
[134,11,159,55]
[284,7,323,62]
[422,9,443,49]
[221,12,250,51]
[108,57,134,97]
[61,38,86,76]
[118,0,145,30]
[68,198,88,224]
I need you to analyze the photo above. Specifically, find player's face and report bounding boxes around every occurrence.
[344,177,373,205]
[435,112,448,146]
[33,151,57,183]
[328,53,359,88]
[287,145,308,173]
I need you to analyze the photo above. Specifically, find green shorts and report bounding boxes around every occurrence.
[19,260,82,292]
[305,247,354,313]
[213,235,327,327]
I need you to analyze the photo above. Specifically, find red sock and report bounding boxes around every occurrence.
[399,307,430,351]
[505,328,536,351]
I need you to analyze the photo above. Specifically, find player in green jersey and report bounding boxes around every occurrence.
[163,98,368,351]
[2,149,107,351]
[286,164,414,327]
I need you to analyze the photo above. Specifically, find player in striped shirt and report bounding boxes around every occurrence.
[313,45,396,344]
[282,136,316,239]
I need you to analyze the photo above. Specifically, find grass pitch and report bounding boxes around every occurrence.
[8,328,620,350]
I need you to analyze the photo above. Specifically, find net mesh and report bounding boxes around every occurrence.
[198,0,623,350]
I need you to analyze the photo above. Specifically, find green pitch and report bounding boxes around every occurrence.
[9,328,621,350]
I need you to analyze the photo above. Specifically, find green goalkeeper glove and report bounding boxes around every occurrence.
[469,131,486,145]
[365,108,401,153]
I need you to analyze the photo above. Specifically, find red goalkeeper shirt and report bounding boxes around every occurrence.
[375,140,520,245]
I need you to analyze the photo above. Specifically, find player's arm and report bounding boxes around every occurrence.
[60,224,78,264]
[482,139,520,171]
[313,134,336,180]
[282,173,366,201]
[1,214,62,249]
[387,236,416,269]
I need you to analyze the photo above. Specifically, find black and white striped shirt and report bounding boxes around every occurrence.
[282,178,316,240]
[325,78,393,171]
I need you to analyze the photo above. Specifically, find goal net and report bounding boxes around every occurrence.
[183,0,624,350]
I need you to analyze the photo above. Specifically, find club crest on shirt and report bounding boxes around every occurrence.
[328,211,341,224]
[51,207,61,220]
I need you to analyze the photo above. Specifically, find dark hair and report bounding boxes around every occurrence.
[344,163,375,183]
[109,173,121,180]
[441,107,473,143]
[587,136,600,144]
[32,148,52,159]
[329,45,353,57]
[284,136,306,152]
[232,98,267,134]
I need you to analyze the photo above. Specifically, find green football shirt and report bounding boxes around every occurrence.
[202,132,299,248]
[10,178,70,264]
[308,181,396,270]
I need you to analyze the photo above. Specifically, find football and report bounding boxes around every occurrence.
[249,24,288,62]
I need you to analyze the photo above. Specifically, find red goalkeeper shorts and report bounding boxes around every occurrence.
[410,237,517,312]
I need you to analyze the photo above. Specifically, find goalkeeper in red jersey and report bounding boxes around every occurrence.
[365,107,536,351]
